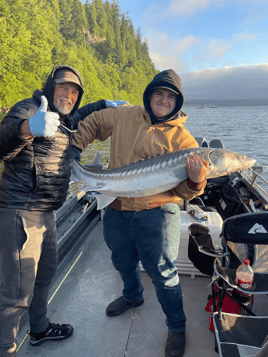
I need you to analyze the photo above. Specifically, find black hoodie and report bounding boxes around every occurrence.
[143,69,184,125]
[0,65,106,210]
[42,65,83,118]
[34,66,105,132]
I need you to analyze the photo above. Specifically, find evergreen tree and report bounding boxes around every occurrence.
[92,0,107,38]
[58,0,72,39]
[47,0,62,25]
[0,0,157,108]
[69,0,88,44]
[85,0,98,36]
[97,0,116,63]
[110,1,124,67]
[135,26,143,61]
[122,15,137,68]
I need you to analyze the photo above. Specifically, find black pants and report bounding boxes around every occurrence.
[0,209,57,356]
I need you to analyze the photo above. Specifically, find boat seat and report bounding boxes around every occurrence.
[194,137,208,147]
[209,139,225,149]
[189,212,268,356]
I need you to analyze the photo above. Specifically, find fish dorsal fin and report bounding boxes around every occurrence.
[83,152,103,169]
[171,166,188,181]
[95,194,116,210]
[92,152,103,167]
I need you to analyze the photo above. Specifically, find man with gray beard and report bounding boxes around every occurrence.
[0,65,126,356]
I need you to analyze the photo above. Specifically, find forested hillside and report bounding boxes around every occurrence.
[0,0,158,108]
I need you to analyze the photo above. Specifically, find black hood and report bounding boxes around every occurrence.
[41,65,84,118]
[143,69,184,125]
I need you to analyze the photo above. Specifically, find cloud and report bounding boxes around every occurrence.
[146,31,201,72]
[142,0,232,19]
[140,0,220,26]
[147,32,201,55]
[140,0,266,25]
[147,32,233,73]
[169,0,222,16]
[173,36,202,55]
[145,27,257,75]
[196,39,232,64]
[149,52,188,72]
[181,64,268,100]
[234,32,256,42]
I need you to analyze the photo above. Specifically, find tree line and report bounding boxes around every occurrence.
[0,0,158,108]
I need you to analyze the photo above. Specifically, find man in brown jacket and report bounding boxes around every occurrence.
[72,69,208,357]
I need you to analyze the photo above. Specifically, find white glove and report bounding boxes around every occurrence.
[29,96,60,137]
[105,100,129,108]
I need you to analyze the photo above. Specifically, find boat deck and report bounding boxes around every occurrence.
[16,220,267,357]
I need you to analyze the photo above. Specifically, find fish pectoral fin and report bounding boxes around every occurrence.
[70,169,80,182]
[95,194,116,210]
[171,166,188,180]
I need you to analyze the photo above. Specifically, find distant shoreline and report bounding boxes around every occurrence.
[184,98,268,107]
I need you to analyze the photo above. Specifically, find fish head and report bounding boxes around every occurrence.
[206,149,256,179]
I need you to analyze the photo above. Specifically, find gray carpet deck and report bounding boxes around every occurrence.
[17,221,267,357]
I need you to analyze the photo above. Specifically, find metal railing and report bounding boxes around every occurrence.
[238,167,268,205]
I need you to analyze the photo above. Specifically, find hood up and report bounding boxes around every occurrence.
[41,65,84,117]
[143,69,184,125]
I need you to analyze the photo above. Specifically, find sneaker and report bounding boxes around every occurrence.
[29,320,73,346]
[165,331,186,357]
[106,296,144,317]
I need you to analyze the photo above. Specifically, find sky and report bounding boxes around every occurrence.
[115,0,268,101]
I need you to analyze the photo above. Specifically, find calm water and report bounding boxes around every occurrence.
[81,105,268,178]
[1,105,268,186]
[182,105,268,181]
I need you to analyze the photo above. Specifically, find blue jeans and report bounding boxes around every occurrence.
[103,203,186,332]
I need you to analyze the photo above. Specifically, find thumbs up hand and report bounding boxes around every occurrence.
[29,96,60,137]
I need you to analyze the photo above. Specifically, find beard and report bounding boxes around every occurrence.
[54,99,74,115]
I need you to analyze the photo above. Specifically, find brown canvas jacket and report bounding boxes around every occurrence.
[72,104,206,211]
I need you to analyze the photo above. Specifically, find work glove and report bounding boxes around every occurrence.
[29,95,60,137]
[105,100,129,108]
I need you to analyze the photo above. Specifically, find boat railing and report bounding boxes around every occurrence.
[238,167,268,204]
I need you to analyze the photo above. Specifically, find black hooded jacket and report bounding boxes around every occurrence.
[143,69,184,125]
[0,65,106,211]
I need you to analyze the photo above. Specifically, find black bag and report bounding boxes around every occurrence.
[188,223,222,276]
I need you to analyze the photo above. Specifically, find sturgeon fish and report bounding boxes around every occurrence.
[70,148,256,210]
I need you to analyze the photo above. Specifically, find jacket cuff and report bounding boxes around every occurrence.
[187,178,207,191]
[70,145,82,162]
[17,119,33,141]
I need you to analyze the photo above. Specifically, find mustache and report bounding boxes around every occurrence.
[59,97,72,106]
